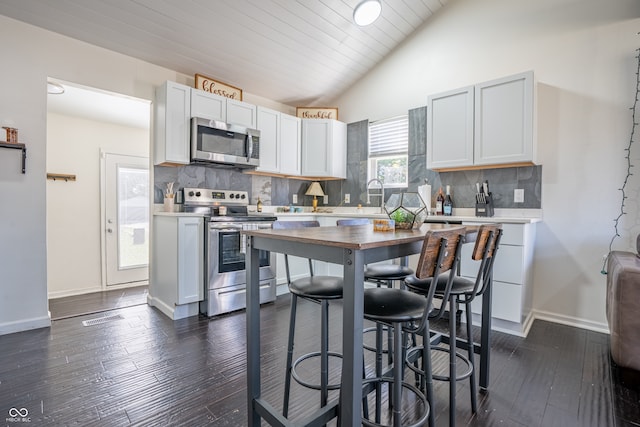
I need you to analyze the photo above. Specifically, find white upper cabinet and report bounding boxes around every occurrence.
[227,98,257,128]
[301,119,346,179]
[190,88,226,122]
[474,71,535,166]
[279,113,301,175]
[427,86,474,169]
[256,107,302,175]
[427,71,536,170]
[256,106,280,173]
[154,81,191,166]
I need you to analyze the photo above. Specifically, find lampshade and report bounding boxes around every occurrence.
[353,0,382,26]
[305,181,325,197]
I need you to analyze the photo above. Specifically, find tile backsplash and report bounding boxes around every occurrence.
[154,106,541,210]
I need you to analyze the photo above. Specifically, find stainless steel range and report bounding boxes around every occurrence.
[182,188,277,317]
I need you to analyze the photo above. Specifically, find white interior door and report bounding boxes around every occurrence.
[104,153,149,286]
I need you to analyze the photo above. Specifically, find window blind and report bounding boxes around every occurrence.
[368,115,409,158]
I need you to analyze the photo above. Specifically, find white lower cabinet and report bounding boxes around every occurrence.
[150,215,204,320]
[460,221,536,336]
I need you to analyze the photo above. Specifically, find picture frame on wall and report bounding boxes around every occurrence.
[195,73,243,100]
[296,107,339,120]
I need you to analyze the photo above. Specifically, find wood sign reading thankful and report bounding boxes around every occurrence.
[296,107,339,120]
[195,74,243,100]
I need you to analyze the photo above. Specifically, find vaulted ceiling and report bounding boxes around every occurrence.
[0,0,449,107]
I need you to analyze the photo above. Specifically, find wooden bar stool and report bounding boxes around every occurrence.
[361,227,466,427]
[404,224,503,427]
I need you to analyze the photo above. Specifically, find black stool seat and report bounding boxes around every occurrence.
[405,273,474,296]
[364,287,427,323]
[289,276,343,299]
[365,264,414,281]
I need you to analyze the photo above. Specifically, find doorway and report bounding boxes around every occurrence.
[46,79,151,315]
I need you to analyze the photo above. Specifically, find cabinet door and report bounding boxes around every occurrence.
[227,99,256,128]
[474,71,534,165]
[427,86,474,169]
[280,113,301,175]
[154,81,190,165]
[330,120,347,179]
[190,88,226,122]
[256,107,280,173]
[177,217,204,304]
[302,119,331,176]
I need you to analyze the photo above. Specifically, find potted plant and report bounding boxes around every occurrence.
[389,209,415,229]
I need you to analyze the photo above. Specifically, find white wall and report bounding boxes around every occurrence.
[46,113,149,298]
[0,14,297,335]
[334,0,640,331]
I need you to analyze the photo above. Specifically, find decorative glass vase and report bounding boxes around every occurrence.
[385,192,428,229]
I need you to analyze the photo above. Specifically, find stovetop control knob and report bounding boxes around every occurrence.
[240,194,246,199]
[195,191,201,197]
[188,191,195,197]
[235,193,241,199]
[229,193,235,199]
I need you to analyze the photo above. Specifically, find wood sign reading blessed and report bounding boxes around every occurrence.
[195,74,243,100]
[296,107,339,120]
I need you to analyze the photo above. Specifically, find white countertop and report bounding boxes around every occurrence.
[153,205,542,224]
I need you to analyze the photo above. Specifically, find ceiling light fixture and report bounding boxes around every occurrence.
[47,81,65,95]
[353,0,382,26]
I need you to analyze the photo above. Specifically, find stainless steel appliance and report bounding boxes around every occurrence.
[191,118,260,168]
[182,188,276,317]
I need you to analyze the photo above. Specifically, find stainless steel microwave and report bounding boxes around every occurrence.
[191,118,260,168]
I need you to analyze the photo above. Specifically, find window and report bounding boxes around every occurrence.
[368,115,408,188]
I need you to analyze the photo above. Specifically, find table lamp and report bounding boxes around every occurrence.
[305,181,325,212]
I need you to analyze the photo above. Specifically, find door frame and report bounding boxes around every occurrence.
[100,149,151,289]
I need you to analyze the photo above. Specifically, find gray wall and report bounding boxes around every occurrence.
[154,107,542,209]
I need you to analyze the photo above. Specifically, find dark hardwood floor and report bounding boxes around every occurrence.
[2,294,638,426]
[48,285,149,320]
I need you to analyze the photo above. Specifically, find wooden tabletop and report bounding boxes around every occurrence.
[244,223,479,250]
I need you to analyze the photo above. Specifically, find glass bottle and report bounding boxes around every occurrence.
[444,185,453,216]
[436,187,444,215]
[257,197,263,213]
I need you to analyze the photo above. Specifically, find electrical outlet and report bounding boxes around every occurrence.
[345,193,350,203]
[514,189,524,203]
[292,194,298,204]
[323,195,328,204]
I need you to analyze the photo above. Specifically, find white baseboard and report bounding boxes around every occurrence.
[147,295,198,320]
[532,309,610,335]
[0,314,51,336]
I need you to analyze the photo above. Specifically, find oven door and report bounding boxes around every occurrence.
[207,222,273,288]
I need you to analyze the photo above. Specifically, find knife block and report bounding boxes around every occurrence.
[475,194,495,217]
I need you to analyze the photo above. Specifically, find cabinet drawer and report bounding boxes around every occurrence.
[470,280,523,323]
[460,243,524,285]
[462,222,525,246]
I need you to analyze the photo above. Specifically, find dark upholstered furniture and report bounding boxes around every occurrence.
[606,250,640,371]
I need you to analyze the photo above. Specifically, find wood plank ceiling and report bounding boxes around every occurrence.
[0,0,448,107]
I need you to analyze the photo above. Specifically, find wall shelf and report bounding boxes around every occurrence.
[0,141,26,174]
[47,173,76,182]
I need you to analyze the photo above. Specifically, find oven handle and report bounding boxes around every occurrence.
[209,224,243,232]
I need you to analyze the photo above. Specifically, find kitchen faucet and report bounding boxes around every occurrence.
[366,178,385,213]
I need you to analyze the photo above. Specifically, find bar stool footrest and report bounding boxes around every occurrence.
[291,351,343,391]
[361,377,430,427]
[405,346,474,382]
